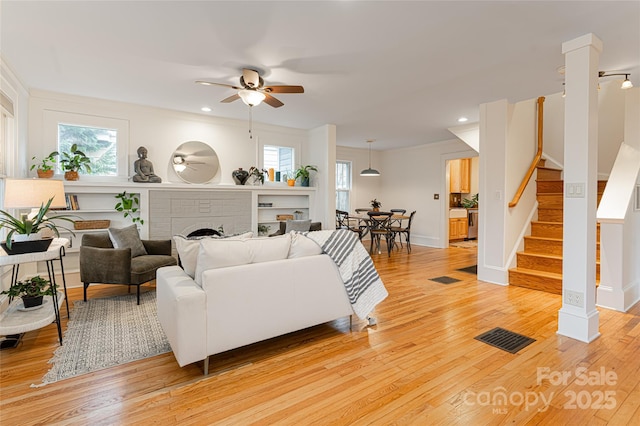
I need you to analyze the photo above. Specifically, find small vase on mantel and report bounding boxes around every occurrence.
[232,168,249,185]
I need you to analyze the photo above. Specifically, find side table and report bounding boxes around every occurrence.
[0,238,70,345]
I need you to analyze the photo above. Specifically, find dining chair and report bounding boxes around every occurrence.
[390,210,416,253]
[336,210,366,240]
[366,211,395,256]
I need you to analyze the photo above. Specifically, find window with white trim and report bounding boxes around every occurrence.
[336,160,351,212]
[44,110,129,179]
[264,145,295,177]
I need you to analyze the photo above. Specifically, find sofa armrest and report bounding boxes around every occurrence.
[143,239,172,255]
[156,266,207,367]
[80,246,131,283]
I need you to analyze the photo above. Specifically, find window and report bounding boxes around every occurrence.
[58,123,117,175]
[264,145,295,176]
[44,110,129,179]
[336,160,352,212]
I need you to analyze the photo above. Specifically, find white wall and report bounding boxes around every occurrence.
[336,145,382,212]
[379,139,473,248]
[27,90,313,186]
[541,80,626,175]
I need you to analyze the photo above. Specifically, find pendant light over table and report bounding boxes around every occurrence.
[360,139,380,176]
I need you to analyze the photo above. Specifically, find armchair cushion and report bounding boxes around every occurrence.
[285,219,312,233]
[108,225,147,257]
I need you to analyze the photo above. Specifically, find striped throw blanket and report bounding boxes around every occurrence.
[305,229,388,319]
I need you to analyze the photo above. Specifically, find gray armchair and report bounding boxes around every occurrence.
[80,232,177,304]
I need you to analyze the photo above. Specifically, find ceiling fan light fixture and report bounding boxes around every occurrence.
[238,89,266,106]
[360,139,380,177]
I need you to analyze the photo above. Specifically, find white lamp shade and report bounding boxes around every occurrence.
[238,89,266,106]
[4,178,67,209]
[621,79,633,89]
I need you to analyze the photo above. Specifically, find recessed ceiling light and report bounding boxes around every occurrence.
[201,106,212,112]
[457,117,468,123]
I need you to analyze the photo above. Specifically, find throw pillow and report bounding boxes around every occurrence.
[108,225,147,258]
[288,232,322,259]
[245,234,291,263]
[195,239,251,285]
[174,231,253,279]
[285,219,312,233]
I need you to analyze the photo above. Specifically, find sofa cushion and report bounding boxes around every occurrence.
[285,219,312,233]
[194,233,291,286]
[174,232,253,278]
[108,225,147,258]
[288,232,323,259]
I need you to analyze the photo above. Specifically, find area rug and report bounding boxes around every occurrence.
[33,291,170,387]
[449,240,478,249]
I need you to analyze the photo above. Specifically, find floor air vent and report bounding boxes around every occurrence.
[457,265,477,274]
[430,276,461,284]
[474,327,535,354]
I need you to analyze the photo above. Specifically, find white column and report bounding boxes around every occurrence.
[558,33,602,342]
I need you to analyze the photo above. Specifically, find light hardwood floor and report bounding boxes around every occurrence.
[1,244,639,425]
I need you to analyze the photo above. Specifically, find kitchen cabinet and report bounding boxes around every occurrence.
[449,217,468,240]
[450,158,471,193]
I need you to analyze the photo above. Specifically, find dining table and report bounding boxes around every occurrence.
[348,212,410,253]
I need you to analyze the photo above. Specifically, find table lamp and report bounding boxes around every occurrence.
[3,178,67,220]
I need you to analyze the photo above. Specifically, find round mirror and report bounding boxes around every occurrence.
[171,141,219,184]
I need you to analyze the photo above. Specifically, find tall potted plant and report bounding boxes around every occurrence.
[58,143,92,181]
[293,165,318,187]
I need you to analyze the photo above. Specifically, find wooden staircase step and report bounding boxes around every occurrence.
[537,193,563,209]
[537,180,564,193]
[509,267,562,294]
[536,180,608,194]
[536,167,562,180]
[531,221,563,238]
[537,208,563,222]
[517,252,563,274]
[524,236,563,255]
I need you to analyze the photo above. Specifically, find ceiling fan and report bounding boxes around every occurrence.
[196,68,304,108]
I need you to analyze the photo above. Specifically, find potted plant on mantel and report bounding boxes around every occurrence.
[58,143,92,181]
[0,275,55,309]
[30,152,59,178]
[293,165,318,187]
[370,198,382,212]
[0,197,77,254]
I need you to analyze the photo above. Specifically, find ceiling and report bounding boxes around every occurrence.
[2,1,639,150]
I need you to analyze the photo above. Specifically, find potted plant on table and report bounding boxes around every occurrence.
[30,152,59,179]
[0,197,77,254]
[58,143,92,181]
[370,198,382,212]
[0,275,55,309]
[293,165,318,187]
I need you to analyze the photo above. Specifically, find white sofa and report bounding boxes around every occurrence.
[157,232,355,373]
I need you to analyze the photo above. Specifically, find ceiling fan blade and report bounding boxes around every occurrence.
[220,93,240,103]
[196,80,242,90]
[242,69,261,88]
[263,85,304,94]
[263,93,284,108]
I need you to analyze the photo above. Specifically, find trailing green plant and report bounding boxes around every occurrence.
[0,275,55,298]
[57,143,92,173]
[115,191,144,225]
[30,152,59,172]
[0,197,77,249]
